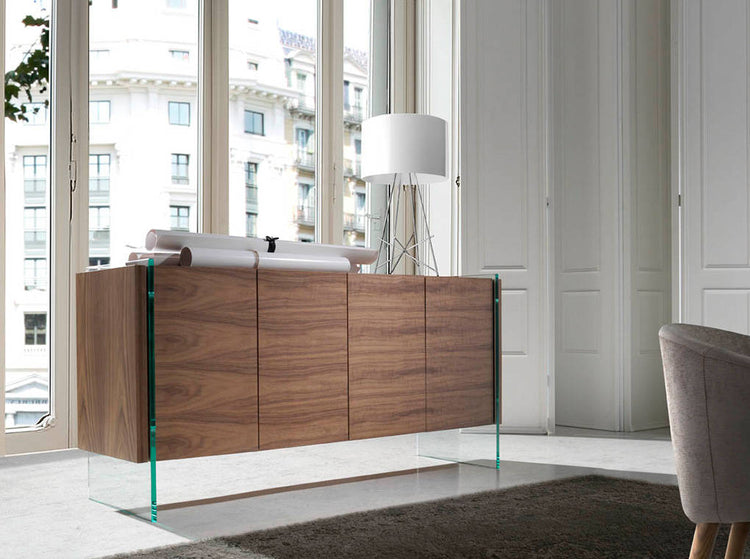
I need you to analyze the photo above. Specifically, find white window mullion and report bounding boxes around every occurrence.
[68,0,90,450]
[200,0,229,234]
[0,0,6,456]
[318,0,344,244]
[6,0,73,454]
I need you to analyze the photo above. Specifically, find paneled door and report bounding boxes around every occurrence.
[677,0,750,334]
[461,0,549,433]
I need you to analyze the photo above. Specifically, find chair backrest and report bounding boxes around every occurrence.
[659,323,750,523]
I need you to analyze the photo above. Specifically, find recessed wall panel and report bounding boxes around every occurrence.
[501,289,528,355]
[701,0,749,268]
[637,290,664,355]
[478,0,527,269]
[561,291,600,354]
[703,289,750,335]
[560,2,600,273]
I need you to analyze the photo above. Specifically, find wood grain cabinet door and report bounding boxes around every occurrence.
[257,270,349,450]
[154,267,258,460]
[348,275,427,439]
[426,277,495,431]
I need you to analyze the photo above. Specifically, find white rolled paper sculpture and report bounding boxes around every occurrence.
[145,230,377,266]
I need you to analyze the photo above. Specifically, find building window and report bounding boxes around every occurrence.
[297,183,315,226]
[171,154,189,184]
[248,18,259,25]
[89,100,111,124]
[24,313,47,346]
[246,212,258,238]
[297,72,307,91]
[247,61,258,71]
[170,49,189,61]
[296,128,314,167]
[88,257,110,267]
[24,207,47,254]
[24,258,47,291]
[23,155,47,201]
[166,0,186,8]
[24,102,47,125]
[244,110,264,135]
[170,205,190,231]
[354,87,363,110]
[343,80,350,109]
[168,101,190,126]
[89,154,111,196]
[90,49,110,61]
[245,162,258,211]
[89,206,111,231]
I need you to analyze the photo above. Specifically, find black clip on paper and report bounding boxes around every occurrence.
[265,236,279,253]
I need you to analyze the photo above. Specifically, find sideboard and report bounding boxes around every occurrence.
[76,266,499,463]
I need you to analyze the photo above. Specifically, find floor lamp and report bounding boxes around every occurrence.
[361,113,447,276]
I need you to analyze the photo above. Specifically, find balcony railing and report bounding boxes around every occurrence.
[296,204,315,226]
[344,104,364,124]
[344,212,366,232]
[296,152,315,170]
[89,228,110,250]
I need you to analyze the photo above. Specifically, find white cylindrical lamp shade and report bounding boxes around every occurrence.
[361,113,448,184]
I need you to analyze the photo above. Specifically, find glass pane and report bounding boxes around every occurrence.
[89,0,200,268]
[228,0,318,242]
[4,0,52,429]
[342,0,370,248]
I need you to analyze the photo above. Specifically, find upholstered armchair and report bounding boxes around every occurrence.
[659,324,750,559]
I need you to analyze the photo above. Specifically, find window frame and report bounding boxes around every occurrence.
[1,0,409,453]
[168,100,191,126]
[243,109,264,135]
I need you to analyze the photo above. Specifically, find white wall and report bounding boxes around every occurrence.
[675,0,750,334]
[461,0,549,433]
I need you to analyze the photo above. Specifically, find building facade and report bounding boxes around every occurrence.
[4,0,369,427]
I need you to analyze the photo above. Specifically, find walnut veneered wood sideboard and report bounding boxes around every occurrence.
[76,267,500,463]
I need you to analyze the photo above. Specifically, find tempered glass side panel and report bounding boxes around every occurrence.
[88,453,153,522]
[417,426,498,468]
[418,274,501,469]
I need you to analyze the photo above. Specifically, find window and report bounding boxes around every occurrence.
[88,257,110,267]
[244,110,264,135]
[89,154,111,196]
[296,128,314,167]
[166,0,186,8]
[343,80,350,109]
[354,87,363,110]
[24,207,47,254]
[170,205,190,231]
[24,313,47,346]
[247,61,258,71]
[171,154,190,184]
[297,72,306,91]
[170,49,189,61]
[245,162,258,211]
[168,101,190,126]
[24,258,47,291]
[23,155,47,200]
[89,206,110,231]
[89,100,111,123]
[25,102,48,125]
[246,212,257,237]
[297,183,315,226]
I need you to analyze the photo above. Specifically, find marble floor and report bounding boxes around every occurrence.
[0,427,675,559]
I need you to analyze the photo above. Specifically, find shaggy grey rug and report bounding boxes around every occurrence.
[111,475,740,559]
